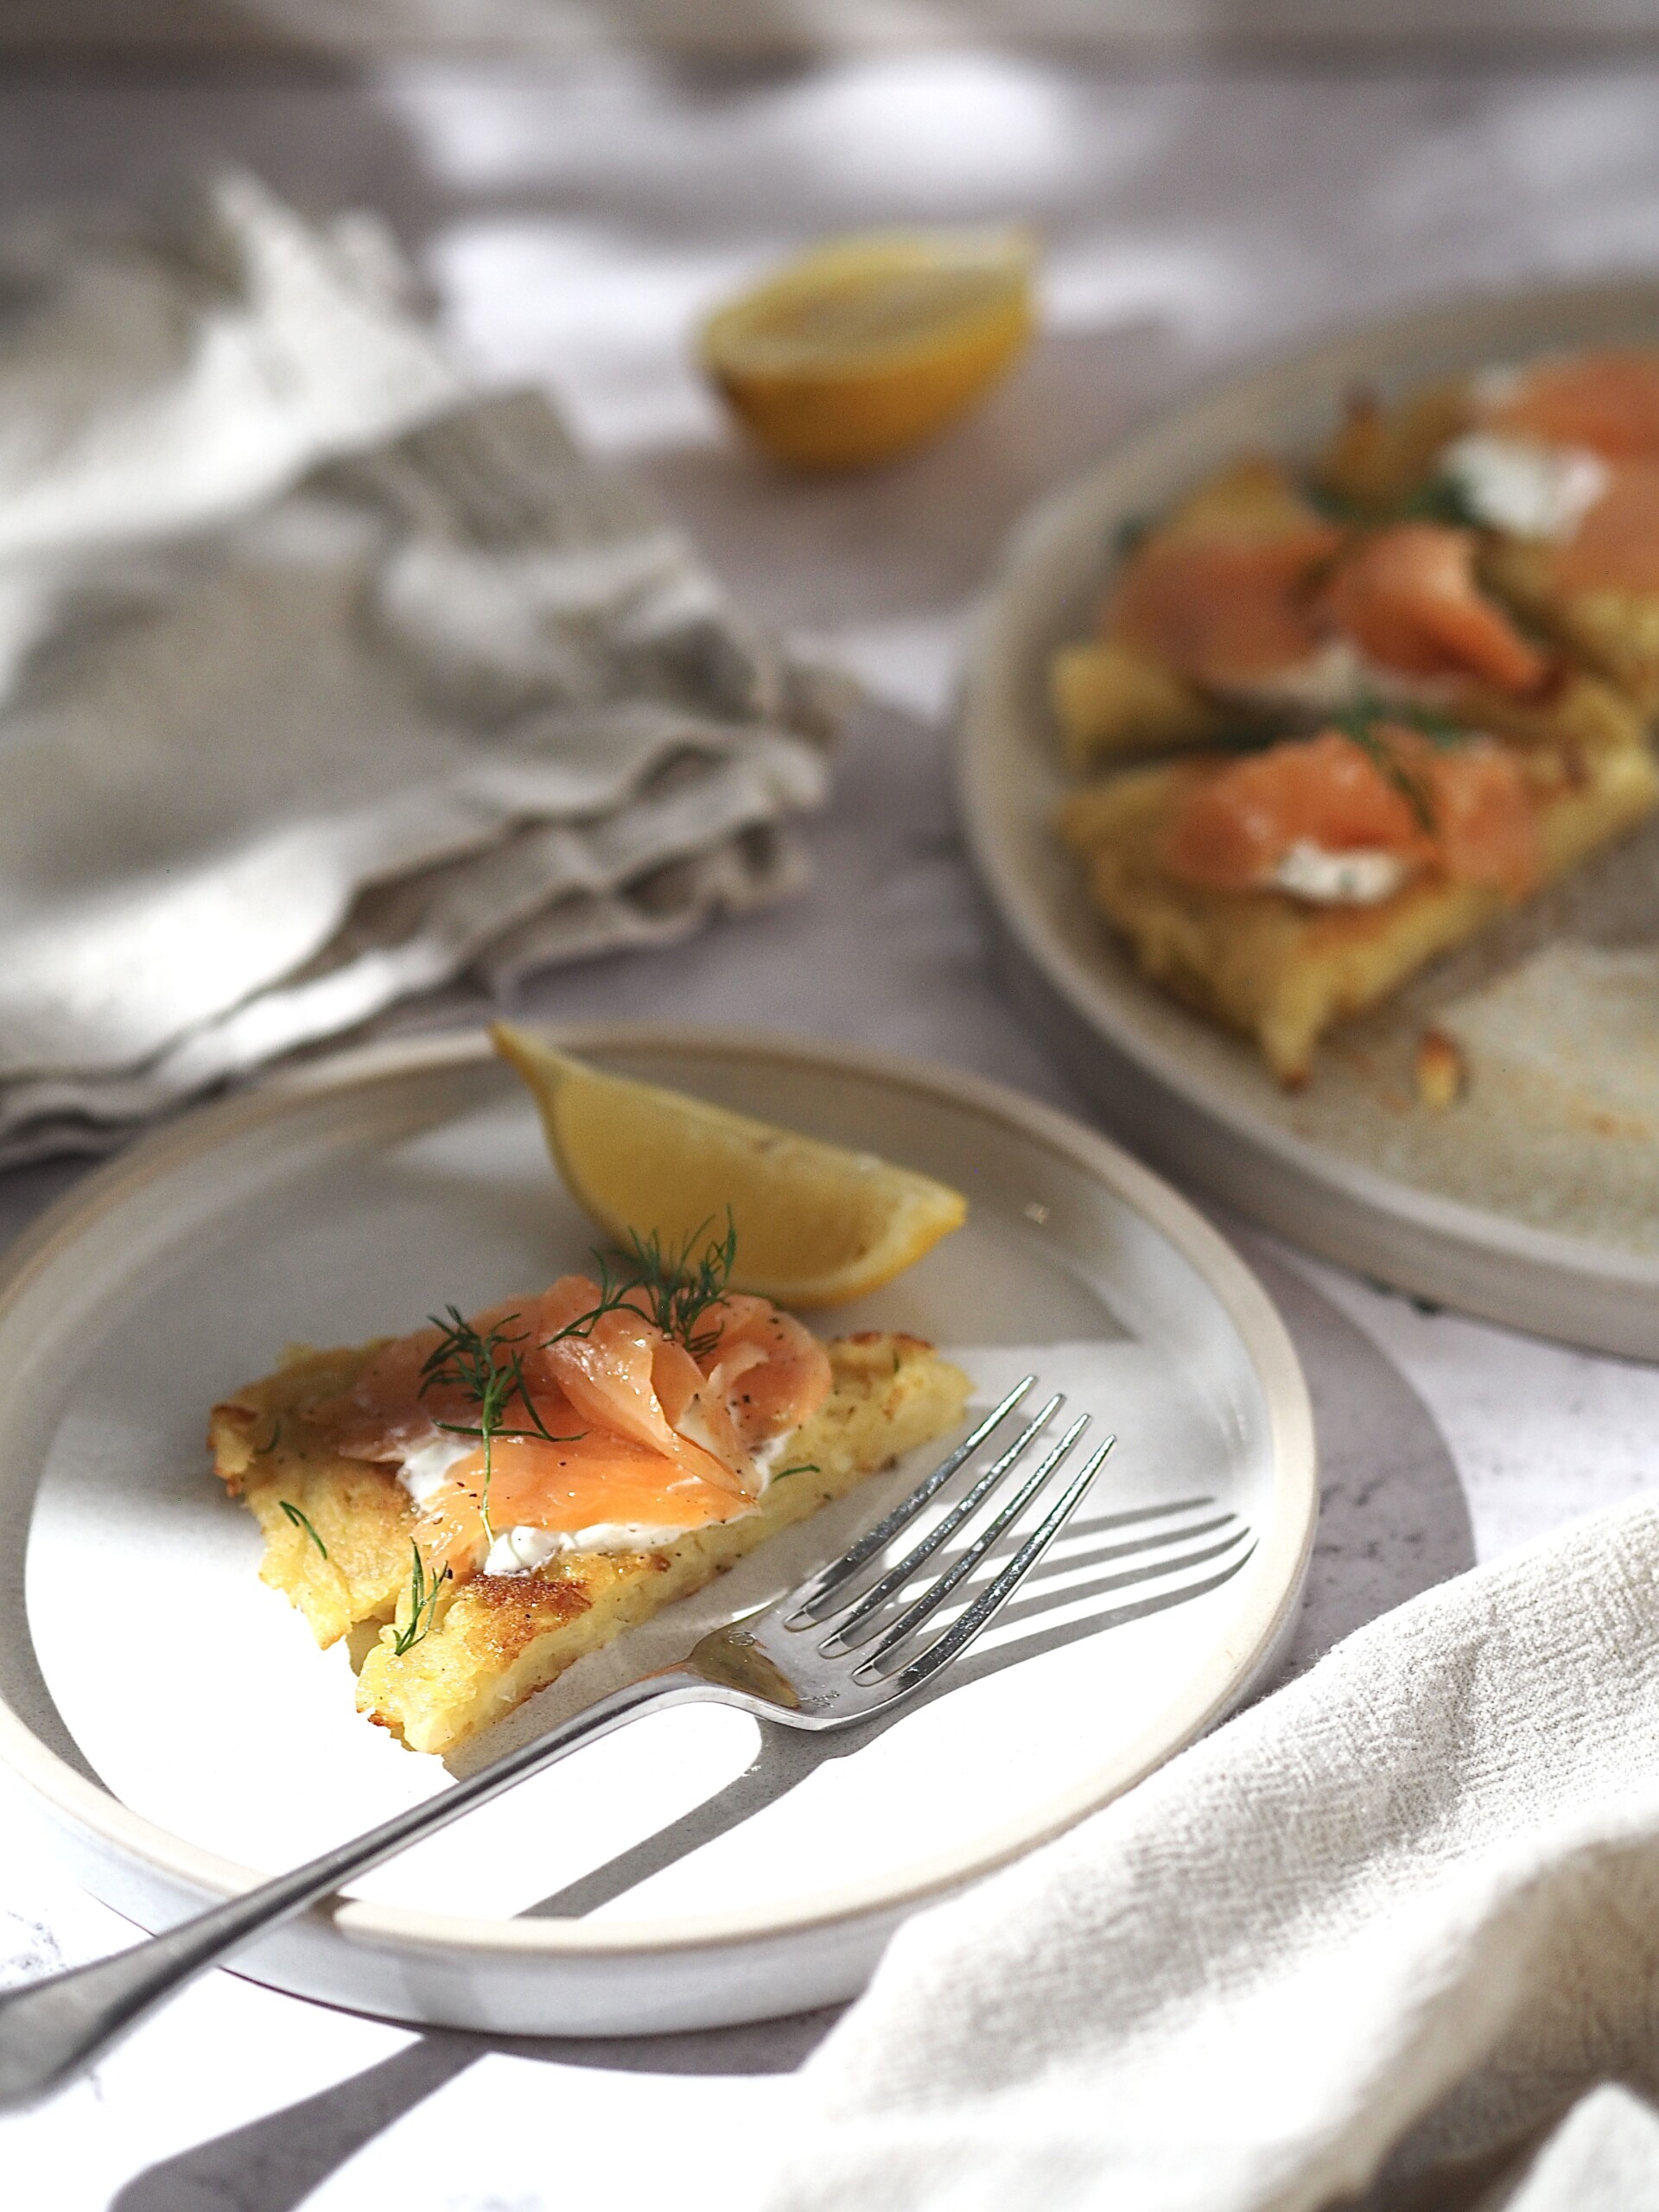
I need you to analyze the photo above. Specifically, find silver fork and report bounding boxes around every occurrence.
[0,1376,1111,2112]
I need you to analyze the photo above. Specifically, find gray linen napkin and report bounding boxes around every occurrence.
[0,171,833,1163]
[760,1497,1659,2212]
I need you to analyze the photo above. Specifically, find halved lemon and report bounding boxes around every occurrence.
[492,1025,968,1306]
[700,228,1037,471]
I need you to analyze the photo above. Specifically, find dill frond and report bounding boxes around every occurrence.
[278,1498,327,1558]
[421,1306,588,1548]
[391,1541,450,1656]
[618,1210,738,1360]
[1395,474,1484,528]
[1332,695,1439,832]
[1112,512,1151,559]
[536,1258,645,1351]
[416,1221,741,1554]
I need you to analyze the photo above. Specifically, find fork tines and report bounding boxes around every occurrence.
[785,1374,1118,1689]
[785,1375,1042,1625]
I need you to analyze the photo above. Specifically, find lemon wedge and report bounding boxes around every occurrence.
[492,1025,968,1306]
[700,228,1037,471]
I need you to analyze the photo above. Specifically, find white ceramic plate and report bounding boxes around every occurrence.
[0,1027,1313,2035]
[958,281,1659,1358]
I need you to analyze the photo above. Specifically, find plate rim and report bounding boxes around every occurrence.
[956,276,1659,1325]
[0,1024,1315,1961]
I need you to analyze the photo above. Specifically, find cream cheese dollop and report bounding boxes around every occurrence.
[397,1433,475,1508]
[1273,841,1409,906]
[1216,639,1453,721]
[480,1521,702,1573]
[405,1429,801,1579]
[1439,432,1609,542]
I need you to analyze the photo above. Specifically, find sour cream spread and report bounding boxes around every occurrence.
[481,1522,694,1573]
[397,1428,800,1577]
[1218,639,1451,720]
[397,1433,474,1508]
[1440,432,1609,543]
[1273,840,1409,906]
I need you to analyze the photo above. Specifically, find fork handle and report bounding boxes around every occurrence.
[0,1668,712,2113]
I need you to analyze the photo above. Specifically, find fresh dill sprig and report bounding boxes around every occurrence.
[1395,473,1484,528]
[278,1498,327,1558]
[255,1417,283,1456]
[1332,694,1437,833]
[392,1541,450,1656]
[1111,512,1151,561]
[772,1461,820,1481]
[617,1211,738,1360]
[420,1307,582,1548]
[536,1258,647,1351]
[1381,698,1463,748]
[1201,722,1290,756]
[1300,470,1481,530]
[414,1221,739,1552]
[1207,690,1463,758]
[1301,479,1367,523]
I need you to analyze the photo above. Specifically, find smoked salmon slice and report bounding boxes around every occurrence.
[394,1431,760,1576]
[1318,525,1548,694]
[1107,512,1546,697]
[1535,457,1659,595]
[1108,524,1339,689]
[1163,724,1540,899]
[1479,350,1659,461]
[306,1272,833,1569]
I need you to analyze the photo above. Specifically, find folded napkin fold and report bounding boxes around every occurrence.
[763,1497,1659,2212]
[0,171,834,1164]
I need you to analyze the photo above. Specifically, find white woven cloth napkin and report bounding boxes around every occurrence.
[0,170,832,1164]
[763,1497,1659,2212]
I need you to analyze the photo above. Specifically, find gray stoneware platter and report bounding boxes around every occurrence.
[0,1027,1313,2035]
[957,281,1659,1357]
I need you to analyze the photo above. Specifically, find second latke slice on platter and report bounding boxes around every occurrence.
[1059,709,1659,1084]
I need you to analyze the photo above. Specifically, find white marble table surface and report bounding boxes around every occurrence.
[4,46,1659,2212]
